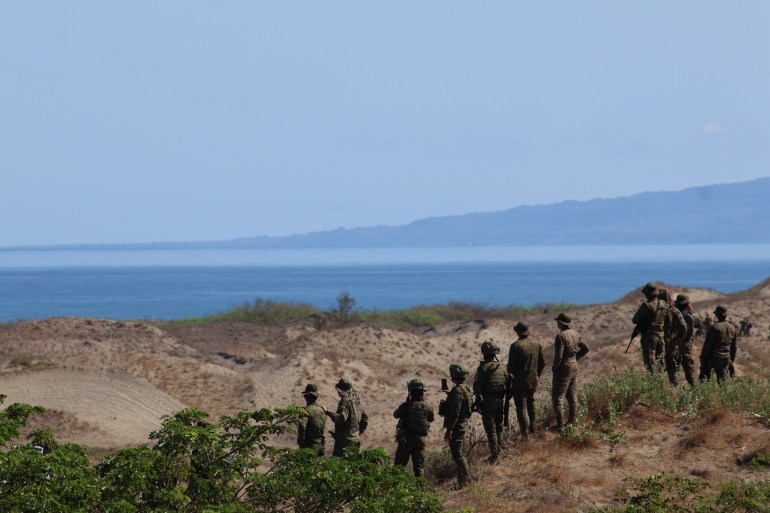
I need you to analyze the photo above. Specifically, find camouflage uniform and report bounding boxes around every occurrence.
[552,313,590,429]
[700,306,737,384]
[326,379,369,457]
[675,295,701,386]
[662,296,687,386]
[393,379,434,477]
[474,341,508,462]
[632,283,668,372]
[297,384,326,455]
[507,322,545,438]
[443,364,473,488]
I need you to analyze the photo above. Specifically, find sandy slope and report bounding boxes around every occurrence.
[0,280,769,487]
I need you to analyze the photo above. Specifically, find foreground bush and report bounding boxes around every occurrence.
[0,396,449,513]
[590,472,770,513]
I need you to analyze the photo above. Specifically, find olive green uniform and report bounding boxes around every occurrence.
[664,308,687,385]
[700,321,737,383]
[473,360,508,460]
[677,308,701,386]
[632,298,668,372]
[393,399,434,477]
[552,328,589,428]
[507,335,545,436]
[297,403,326,456]
[443,383,473,487]
[326,389,368,457]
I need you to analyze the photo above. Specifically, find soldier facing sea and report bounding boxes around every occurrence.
[325,378,369,457]
[660,289,687,386]
[473,341,508,463]
[551,313,589,430]
[700,305,737,384]
[632,282,668,372]
[674,294,701,386]
[297,384,326,456]
[393,379,434,477]
[506,321,545,441]
[443,363,474,490]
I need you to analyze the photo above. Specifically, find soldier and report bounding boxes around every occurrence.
[325,378,368,457]
[473,340,508,463]
[506,321,545,441]
[674,294,701,386]
[699,305,737,384]
[632,282,668,372]
[443,363,474,489]
[393,379,435,477]
[297,384,326,456]
[551,313,589,430]
[661,289,687,386]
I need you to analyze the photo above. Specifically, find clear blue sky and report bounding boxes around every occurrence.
[1,2,768,246]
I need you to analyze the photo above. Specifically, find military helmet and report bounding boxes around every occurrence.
[449,363,469,379]
[335,378,352,391]
[407,379,426,392]
[675,294,690,306]
[553,312,572,325]
[481,340,501,355]
[301,383,319,397]
[642,282,659,297]
[513,321,529,334]
[713,305,728,317]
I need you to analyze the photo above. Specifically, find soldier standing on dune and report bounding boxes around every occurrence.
[700,305,737,384]
[551,313,590,430]
[297,384,326,456]
[473,341,508,464]
[506,321,545,441]
[325,378,368,457]
[443,363,474,489]
[660,289,687,386]
[674,295,701,386]
[632,283,668,372]
[393,379,434,477]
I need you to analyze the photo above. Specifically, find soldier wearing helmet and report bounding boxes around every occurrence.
[443,363,473,489]
[393,378,435,477]
[632,282,669,372]
[674,294,701,386]
[551,313,590,431]
[473,340,509,463]
[507,321,545,440]
[699,305,737,383]
[325,378,369,457]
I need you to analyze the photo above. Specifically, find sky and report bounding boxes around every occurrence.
[1,2,768,246]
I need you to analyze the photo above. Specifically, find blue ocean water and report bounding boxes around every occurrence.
[0,245,768,322]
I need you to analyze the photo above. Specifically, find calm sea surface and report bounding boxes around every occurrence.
[0,245,769,322]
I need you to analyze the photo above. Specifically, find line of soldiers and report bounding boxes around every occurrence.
[295,312,590,489]
[631,282,738,385]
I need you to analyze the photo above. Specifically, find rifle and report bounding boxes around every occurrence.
[626,324,642,353]
[394,391,411,445]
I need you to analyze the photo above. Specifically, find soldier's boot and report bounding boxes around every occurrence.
[518,419,528,441]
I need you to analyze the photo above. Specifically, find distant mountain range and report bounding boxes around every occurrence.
[215,177,770,248]
[26,177,770,249]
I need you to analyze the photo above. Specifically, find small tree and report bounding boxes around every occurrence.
[333,291,357,326]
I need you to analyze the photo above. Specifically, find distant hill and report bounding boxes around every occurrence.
[218,177,770,248]
[18,177,770,250]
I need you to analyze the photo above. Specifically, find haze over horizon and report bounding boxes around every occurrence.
[2,2,768,246]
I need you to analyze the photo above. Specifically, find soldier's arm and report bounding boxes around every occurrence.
[632,303,649,325]
[472,365,484,396]
[506,345,516,377]
[537,346,546,377]
[552,335,564,371]
[576,337,590,360]
[393,402,406,419]
[297,417,307,447]
[442,389,461,431]
[701,327,716,363]
[730,329,737,362]
[359,408,368,434]
[427,405,435,423]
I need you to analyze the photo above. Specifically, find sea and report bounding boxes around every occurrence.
[0,245,769,323]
